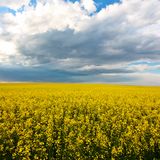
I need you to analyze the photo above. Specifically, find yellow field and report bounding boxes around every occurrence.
[0,83,160,159]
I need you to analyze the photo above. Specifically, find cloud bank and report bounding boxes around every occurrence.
[0,0,160,85]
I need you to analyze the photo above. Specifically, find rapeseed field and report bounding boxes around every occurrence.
[0,83,160,159]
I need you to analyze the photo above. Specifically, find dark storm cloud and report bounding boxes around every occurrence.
[0,66,77,82]
[17,25,160,67]
[0,64,134,82]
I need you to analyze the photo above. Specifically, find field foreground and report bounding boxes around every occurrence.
[0,83,160,159]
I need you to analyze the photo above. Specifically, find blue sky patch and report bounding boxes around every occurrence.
[0,0,120,14]
[0,6,16,15]
[66,0,120,11]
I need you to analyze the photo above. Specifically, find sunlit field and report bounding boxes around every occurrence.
[0,83,160,159]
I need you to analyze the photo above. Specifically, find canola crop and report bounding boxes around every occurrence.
[0,83,160,159]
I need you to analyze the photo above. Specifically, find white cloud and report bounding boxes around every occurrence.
[127,64,150,72]
[0,0,29,9]
[100,72,160,86]
[1,0,90,35]
[0,39,17,56]
[78,63,128,71]
[126,73,160,86]
[0,27,2,34]
[80,0,96,14]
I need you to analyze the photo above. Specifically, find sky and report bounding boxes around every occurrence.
[0,0,160,85]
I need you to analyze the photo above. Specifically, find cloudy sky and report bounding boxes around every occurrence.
[0,0,160,85]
